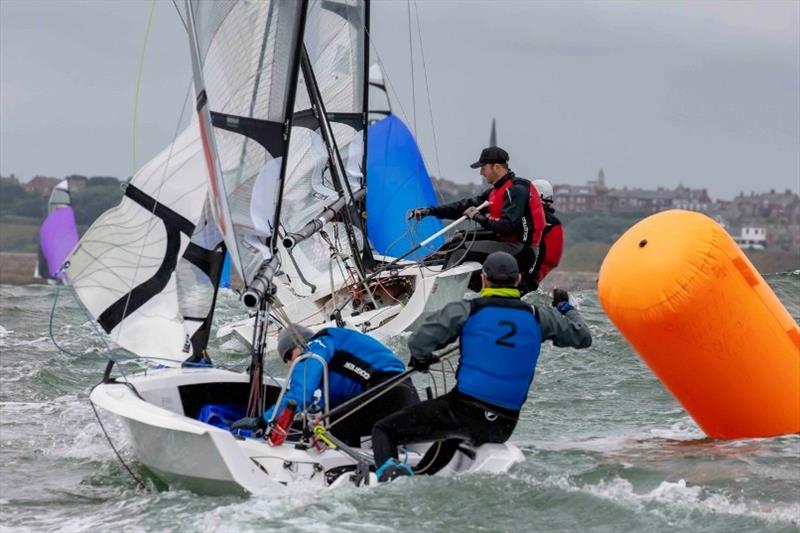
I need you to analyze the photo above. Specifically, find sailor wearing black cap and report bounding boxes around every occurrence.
[231,325,418,447]
[410,146,546,292]
[371,252,592,481]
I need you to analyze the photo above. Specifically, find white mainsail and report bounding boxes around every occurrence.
[66,124,209,361]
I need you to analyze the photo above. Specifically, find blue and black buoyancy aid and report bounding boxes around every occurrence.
[456,296,542,411]
[308,328,406,407]
[264,327,407,421]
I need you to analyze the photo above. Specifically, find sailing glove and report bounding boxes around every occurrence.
[230,416,267,431]
[463,205,485,221]
[409,355,439,373]
[408,207,433,221]
[552,288,574,314]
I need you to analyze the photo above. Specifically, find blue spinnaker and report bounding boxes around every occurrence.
[219,252,231,289]
[366,115,442,260]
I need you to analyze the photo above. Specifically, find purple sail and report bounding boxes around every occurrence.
[39,206,79,280]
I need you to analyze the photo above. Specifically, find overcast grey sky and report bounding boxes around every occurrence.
[1,0,798,199]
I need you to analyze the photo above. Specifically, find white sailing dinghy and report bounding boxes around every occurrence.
[66,0,522,495]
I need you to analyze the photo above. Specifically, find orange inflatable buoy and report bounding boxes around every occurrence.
[598,209,800,439]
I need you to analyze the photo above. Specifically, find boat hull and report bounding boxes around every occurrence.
[90,367,524,495]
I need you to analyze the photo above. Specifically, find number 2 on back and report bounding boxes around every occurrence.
[495,320,517,347]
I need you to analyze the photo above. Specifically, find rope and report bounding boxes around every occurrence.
[51,281,239,372]
[48,282,83,358]
[326,347,459,429]
[90,395,148,491]
[131,0,157,174]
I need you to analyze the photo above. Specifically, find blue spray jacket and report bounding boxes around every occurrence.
[262,328,406,422]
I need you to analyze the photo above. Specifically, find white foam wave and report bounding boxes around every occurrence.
[528,417,704,453]
[189,481,355,532]
[0,362,40,383]
[646,419,705,440]
[544,475,800,525]
[0,397,120,461]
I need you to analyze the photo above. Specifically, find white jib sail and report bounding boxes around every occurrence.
[66,123,209,362]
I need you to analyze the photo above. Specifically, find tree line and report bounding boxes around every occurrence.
[0,176,124,225]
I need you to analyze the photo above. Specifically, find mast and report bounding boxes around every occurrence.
[361,0,370,190]
[183,0,309,306]
[182,0,310,415]
[184,1,245,283]
[299,45,370,282]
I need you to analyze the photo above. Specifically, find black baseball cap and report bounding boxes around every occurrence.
[482,252,519,283]
[470,146,509,169]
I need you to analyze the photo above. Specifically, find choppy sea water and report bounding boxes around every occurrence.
[0,274,798,533]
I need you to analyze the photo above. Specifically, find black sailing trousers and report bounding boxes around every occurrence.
[443,239,526,291]
[371,390,518,469]
[330,378,419,447]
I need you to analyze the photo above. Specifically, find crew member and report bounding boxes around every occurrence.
[232,325,418,447]
[528,179,564,291]
[411,146,545,291]
[371,252,591,481]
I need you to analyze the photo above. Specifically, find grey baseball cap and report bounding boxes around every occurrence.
[277,324,315,362]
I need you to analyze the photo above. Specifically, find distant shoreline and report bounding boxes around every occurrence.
[0,252,599,291]
[1,252,793,291]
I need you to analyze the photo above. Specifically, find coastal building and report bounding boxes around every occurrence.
[724,189,800,225]
[23,176,60,196]
[732,226,767,250]
[551,170,711,214]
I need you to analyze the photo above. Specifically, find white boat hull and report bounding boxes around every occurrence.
[217,261,479,351]
[90,367,524,495]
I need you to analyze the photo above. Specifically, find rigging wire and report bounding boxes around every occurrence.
[412,0,443,179]
[170,0,189,33]
[363,26,413,131]
[363,3,448,249]
[406,0,417,136]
